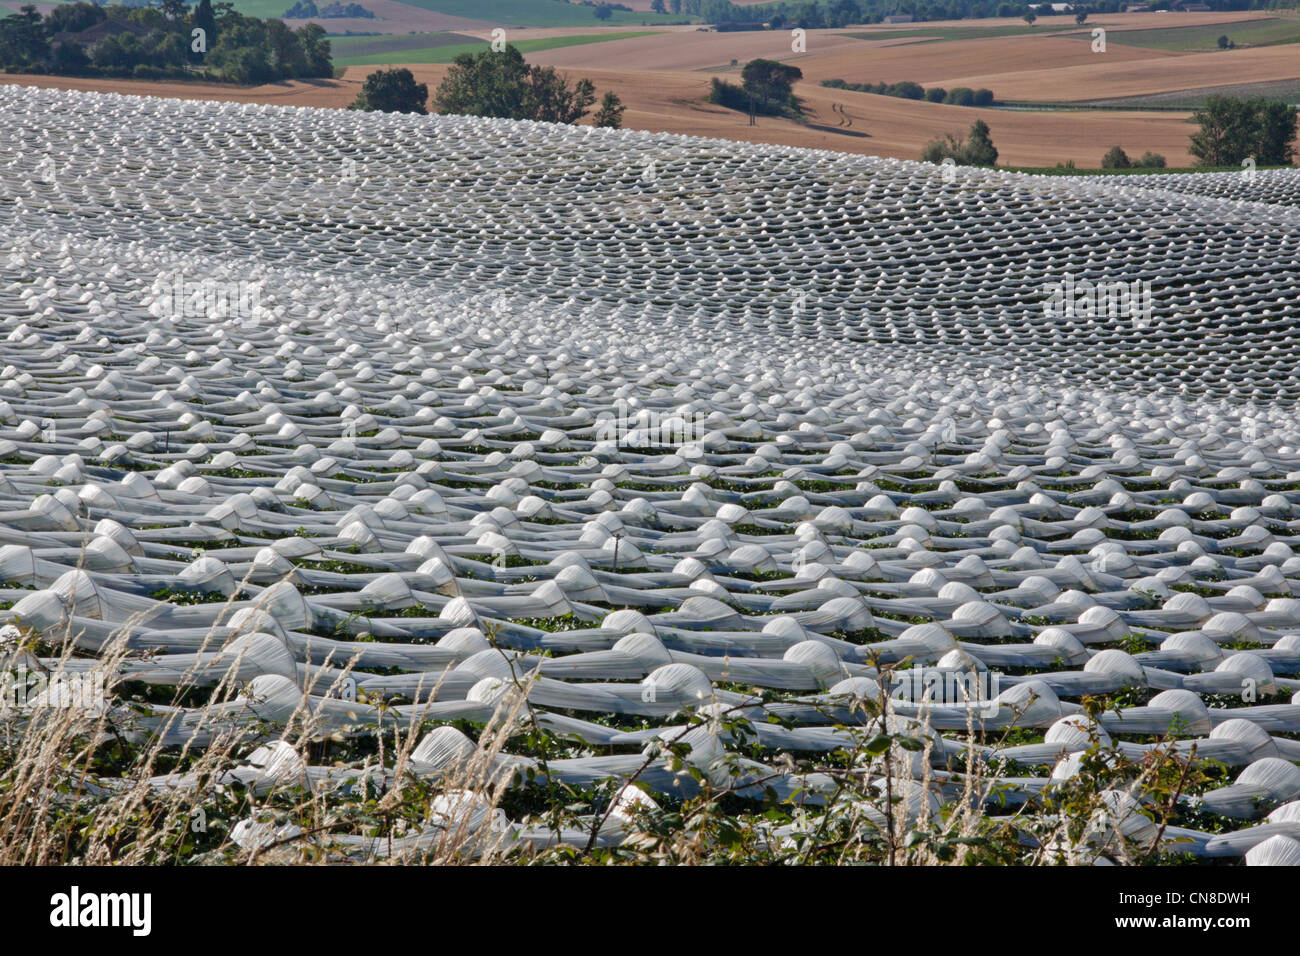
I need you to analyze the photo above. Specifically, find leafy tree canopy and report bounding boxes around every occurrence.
[350,66,429,114]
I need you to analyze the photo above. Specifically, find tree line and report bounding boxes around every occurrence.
[0,1,331,83]
[659,0,1296,28]
[824,78,994,107]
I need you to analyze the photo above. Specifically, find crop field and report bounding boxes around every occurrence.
[1088,79,1300,110]
[331,31,657,66]
[1,85,1299,870]
[1102,17,1300,52]
[3,9,1299,169]
[326,32,479,61]
[367,0,684,28]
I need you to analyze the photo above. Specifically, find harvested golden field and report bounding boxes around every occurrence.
[793,84,1196,166]
[791,33,1170,87]
[417,11,1285,79]
[0,64,1199,166]
[411,65,1196,166]
[941,43,1300,102]
[2,7,1290,168]
[524,27,868,72]
[868,9,1279,30]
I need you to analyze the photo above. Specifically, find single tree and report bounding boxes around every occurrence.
[1253,99,1298,166]
[920,119,998,167]
[920,132,966,164]
[1024,9,1037,26]
[964,119,998,165]
[45,2,106,34]
[350,67,429,114]
[1101,145,1131,168]
[159,0,188,24]
[1074,8,1087,24]
[651,0,667,12]
[1216,34,1229,49]
[593,90,625,128]
[594,3,613,19]
[1188,96,1254,166]
[3,5,48,65]
[298,22,332,77]
[529,67,595,123]
[193,0,217,57]
[740,58,803,114]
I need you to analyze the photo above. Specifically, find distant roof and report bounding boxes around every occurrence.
[54,18,152,46]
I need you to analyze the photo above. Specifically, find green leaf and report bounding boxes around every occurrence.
[864,733,892,755]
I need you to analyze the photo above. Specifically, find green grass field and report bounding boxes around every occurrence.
[844,23,1088,43]
[222,0,689,27]
[224,0,303,19]
[333,30,657,66]
[328,32,477,58]
[1100,17,1300,51]
[392,0,687,28]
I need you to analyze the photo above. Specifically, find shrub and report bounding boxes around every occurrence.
[709,76,748,111]
[921,133,964,164]
[921,119,999,167]
[1136,151,1167,168]
[821,78,993,107]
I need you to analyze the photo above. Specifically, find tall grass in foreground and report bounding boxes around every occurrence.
[0,584,1221,865]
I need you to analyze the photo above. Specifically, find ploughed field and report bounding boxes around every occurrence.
[2,85,1300,864]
